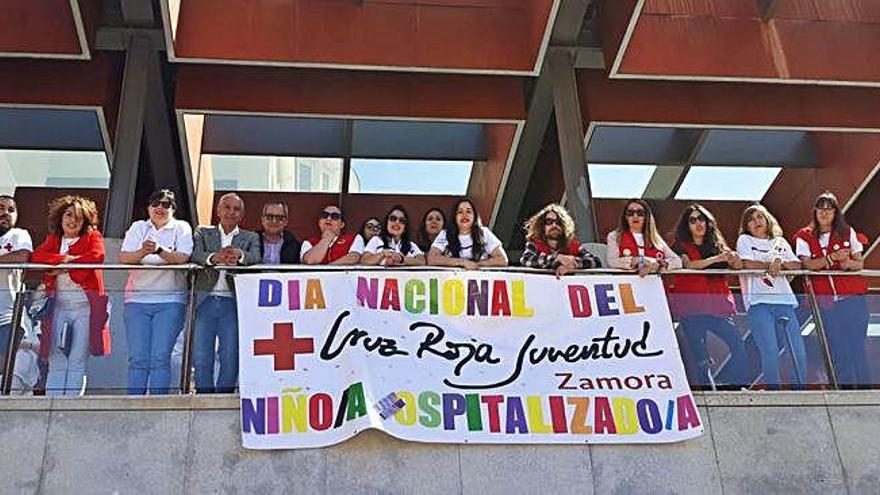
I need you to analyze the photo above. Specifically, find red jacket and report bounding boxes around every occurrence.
[792,226,867,304]
[669,241,736,317]
[618,231,664,260]
[307,233,358,264]
[31,229,111,359]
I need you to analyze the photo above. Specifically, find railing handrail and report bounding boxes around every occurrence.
[1,262,879,277]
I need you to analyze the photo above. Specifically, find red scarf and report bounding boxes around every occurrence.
[618,230,663,259]
[529,236,581,256]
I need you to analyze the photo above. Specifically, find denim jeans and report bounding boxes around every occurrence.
[680,314,751,386]
[747,303,807,388]
[820,295,870,387]
[194,296,239,393]
[0,323,10,372]
[124,302,186,395]
[46,305,91,396]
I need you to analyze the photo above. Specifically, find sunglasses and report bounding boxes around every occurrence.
[688,215,707,225]
[365,223,381,230]
[625,208,646,218]
[150,200,174,209]
[388,214,407,225]
[544,217,562,226]
[263,214,286,222]
[321,211,343,221]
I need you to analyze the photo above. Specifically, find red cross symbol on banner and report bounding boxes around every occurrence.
[253,322,315,371]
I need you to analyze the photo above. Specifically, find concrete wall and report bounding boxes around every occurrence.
[1,391,879,494]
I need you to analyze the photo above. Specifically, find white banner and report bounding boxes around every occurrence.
[236,271,702,449]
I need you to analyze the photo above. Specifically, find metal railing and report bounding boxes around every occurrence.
[0,262,876,395]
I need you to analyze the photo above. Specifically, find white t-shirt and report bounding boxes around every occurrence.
[300,234,365,259]
[0,228,33,317]
[364,236,423,258]
[795,228,863,258]
[56,237,88,307]
[121,218,194,304]
[430,227,503,261]
[736,234,799,309]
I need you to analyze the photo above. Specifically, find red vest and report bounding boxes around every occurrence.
[618,231,664,259]
[792,227,867,302]
[530,236,581,256]
[307,233,358,264]
[669,241,736,317]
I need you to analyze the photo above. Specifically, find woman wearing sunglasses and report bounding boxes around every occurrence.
[359,217,382,244]
[118,189,193,394]
[361,205,425,266]
[793,192,869,388]
[428,198,508,269]
[737,203,804,389]
[606,199,681,276]
[301,205,364,265]
[670,204,750,387]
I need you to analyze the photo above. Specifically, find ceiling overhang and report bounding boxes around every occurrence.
[0,0,99,60]
[601,0,880,87]
[160,0,559,75]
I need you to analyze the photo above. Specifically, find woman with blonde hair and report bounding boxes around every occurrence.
[31,195,110,395]
[736,203,804,389]
[606,199,681,276]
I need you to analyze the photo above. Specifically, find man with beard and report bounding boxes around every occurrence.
[520,203,601,276]
[0,195,33,364]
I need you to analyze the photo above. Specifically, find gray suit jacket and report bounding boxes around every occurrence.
[191,226,261,293]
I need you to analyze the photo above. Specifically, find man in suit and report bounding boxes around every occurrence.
[256,201,300,264]
[191,193,260,393]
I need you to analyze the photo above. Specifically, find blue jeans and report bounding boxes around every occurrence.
[124,302,186,395]
[46,305,91,396]
[820,295,870,387]
[194,296,239,393]
[747,303,807,388]
[0,323,10,371]
[680,314,751,386]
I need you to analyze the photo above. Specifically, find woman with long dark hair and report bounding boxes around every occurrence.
[427,198,507,269]
[671,204,749,387]
[737,203,804,389]
[606,199,681,276]
[358,217,382,244]
[31,195,110,395]
[793,192,869,387]
[417,207,446,252]
[361,205,425,266]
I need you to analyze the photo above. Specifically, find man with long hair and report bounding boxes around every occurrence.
[520,203,601,276]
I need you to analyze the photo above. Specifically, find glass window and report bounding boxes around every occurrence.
[675,166,781,201]
[587,164,656,199]
[349,159,472,195]
[0,150,110,194]
[207,155,342,192]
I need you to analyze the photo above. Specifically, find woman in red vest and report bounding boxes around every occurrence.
[31,195,110,395]
[671,204,750,387]
[793,192,869,387]
[606,199,681,275]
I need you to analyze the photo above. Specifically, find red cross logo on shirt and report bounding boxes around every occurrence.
[2,243,11,252]
[253,322,315,371]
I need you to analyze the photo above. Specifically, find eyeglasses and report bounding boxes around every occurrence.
[321,211,343,221]
[816,206,835,212]
[263,214,286,222]
[365,222,381,230]
[388,215,407,225]
[688,215,707,225]
[150,200,173,209]
[544,217,561,226]
[625,208,646,218]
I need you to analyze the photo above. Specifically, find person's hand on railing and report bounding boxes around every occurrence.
[554,255,579,278]
[459,259,479,270]
[767,257,783,277]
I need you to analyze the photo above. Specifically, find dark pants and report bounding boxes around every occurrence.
[680,314,751,386]
[820,295,871,387]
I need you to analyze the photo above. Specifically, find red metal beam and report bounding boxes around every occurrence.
[0,0,85,57]
[176,65,528,121]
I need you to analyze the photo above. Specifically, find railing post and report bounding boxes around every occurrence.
[803,277,839,389]
[1,285,26,395]
[180,268,198,394]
